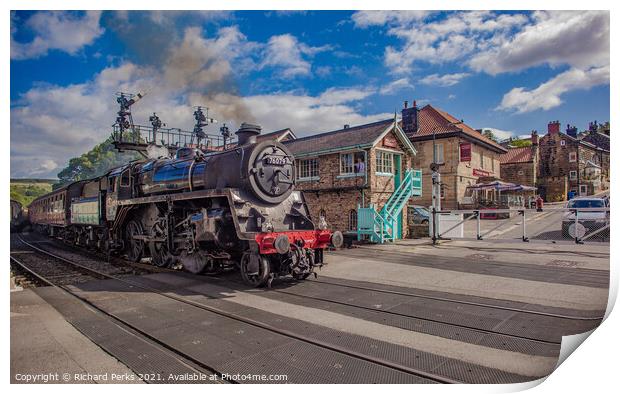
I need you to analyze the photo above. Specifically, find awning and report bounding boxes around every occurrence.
[466,181,536,192]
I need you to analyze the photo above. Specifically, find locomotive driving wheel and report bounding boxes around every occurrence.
[240,252,270,287]
[125,220,144,262]
[149,241,174,268]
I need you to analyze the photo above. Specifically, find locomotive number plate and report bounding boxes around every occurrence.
[264,156,288,166]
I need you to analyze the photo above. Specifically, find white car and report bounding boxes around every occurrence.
[561,197,609,238]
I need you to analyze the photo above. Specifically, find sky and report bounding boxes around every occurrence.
[10,10,610,179]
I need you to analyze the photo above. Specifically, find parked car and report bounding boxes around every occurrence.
[561,197,609,238]
[408,205,430,225]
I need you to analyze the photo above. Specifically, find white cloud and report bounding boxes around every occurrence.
[419,73,470,87]
[352,11,431,28]
[497,66,609,113]
[318,87,376,105]
[470,11,610,75]
[260,34,330,78]
[480,128,516,141]
[379,78,413,95]
[364,11,527,75]
[11,11,104,60]
[243,93,391,137]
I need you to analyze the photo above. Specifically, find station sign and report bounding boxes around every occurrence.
[459,143,471,162]
[473,168,491,177]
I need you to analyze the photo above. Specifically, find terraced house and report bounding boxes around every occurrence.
[538,121,610,200]
[283,119,419,240]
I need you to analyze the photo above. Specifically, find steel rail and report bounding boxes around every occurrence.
[267,285,562,345]
[309,276,603,321]
[16,235,459,384]
[10,252,230,384]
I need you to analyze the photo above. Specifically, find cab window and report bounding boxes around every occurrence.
[108,176,117,192]
[120,169,130,186]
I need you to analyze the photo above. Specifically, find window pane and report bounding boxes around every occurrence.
[341,153,353,174]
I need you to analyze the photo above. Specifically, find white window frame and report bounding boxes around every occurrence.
[579,184,588,196]
[569,152,577,162]
[433,143,444,164]
[340,153,354,175]
[375,150,394,175]
[569,170,577,180]
[348,209,357,231]
[480,152,485,169]
[296,158,319,181]
[560,140,566,146]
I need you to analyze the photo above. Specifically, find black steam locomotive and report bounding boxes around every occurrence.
[29,123,343,286]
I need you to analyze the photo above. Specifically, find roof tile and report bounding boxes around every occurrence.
[406,105,507,152]
[500,147,533,164]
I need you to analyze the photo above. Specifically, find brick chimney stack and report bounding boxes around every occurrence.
[566,124,578,138]
[401,99,419,135]
[547,120,560,135]
[531,130,539,145]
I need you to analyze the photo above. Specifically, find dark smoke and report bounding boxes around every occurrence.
[102,11,255,125]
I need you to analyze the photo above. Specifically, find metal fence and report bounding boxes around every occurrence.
[429,207,610,245]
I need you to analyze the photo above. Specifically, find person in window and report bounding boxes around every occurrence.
[354,157,365,174]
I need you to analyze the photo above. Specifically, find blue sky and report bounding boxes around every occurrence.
[10,10,610,178]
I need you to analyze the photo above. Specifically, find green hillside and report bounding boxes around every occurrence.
[10,179,56,207]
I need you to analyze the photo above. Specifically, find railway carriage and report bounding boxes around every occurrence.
[29,123,342,286]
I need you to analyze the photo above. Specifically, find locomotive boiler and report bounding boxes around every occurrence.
[29,123,342,287]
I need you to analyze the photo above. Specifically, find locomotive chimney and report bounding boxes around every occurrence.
[236,123,262,145]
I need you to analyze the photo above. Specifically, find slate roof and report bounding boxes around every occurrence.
[581,131,610,151]
[406,105,507,153]
[500,147,534,164]
[256,128,296,143]
[283,119,394,156]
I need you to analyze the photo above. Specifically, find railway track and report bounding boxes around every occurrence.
[10,249,229,384]
[12,234,456,383]
[15,232,599,382]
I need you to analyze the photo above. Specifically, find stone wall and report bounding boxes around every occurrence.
[500,162,537,187]
[411,136,502,209]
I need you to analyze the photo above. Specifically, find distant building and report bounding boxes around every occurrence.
[537,121,609,201]
[499,131,539,188]
[284,119,417,238]
[401,101,507,209]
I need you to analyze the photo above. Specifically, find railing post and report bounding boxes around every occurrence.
[521,209,529,242]
[574,209,583,244]
[432,207,437,245]
[476,210,482,240]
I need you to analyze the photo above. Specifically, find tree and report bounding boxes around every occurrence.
[56,135,140,188]
[510,139,532,148]
[482,129,498,142]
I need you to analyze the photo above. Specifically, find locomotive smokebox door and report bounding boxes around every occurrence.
[247,142,295,204]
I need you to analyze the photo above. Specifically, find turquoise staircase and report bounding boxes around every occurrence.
[357,169,422,243]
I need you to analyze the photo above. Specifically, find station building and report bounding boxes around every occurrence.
[401,102,507,210]
[282,119,417,238]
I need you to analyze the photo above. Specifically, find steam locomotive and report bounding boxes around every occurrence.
[28,123,343,286]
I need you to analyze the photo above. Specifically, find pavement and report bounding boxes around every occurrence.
[324,244,608,311]
[10,288,142,384]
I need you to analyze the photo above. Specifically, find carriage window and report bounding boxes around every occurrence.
[120,169,130,186]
